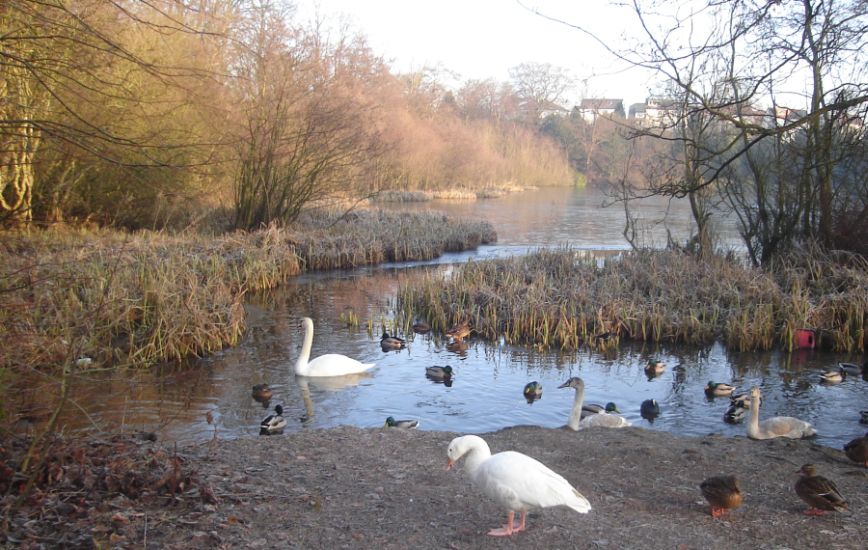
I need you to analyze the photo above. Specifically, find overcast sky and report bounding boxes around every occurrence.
[294,0,661,108]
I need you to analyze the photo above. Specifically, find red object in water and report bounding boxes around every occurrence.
[794,329,815,349]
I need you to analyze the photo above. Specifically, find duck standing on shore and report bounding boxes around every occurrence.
[446,435,591,536]
[700,475,743,518]
[794,464,848,516]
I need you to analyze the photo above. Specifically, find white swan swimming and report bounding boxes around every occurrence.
[559,377,631,430]
[294,317,375,377]
[746,386,816,440]
[446,435,590,536]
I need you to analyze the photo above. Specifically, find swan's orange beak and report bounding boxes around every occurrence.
[446,458,454,471]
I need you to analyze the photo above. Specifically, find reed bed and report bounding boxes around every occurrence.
[0,210,496,373]
[397,248,867,352]
[288,209,496,270]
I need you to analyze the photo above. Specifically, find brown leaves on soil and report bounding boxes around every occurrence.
[1,434,217,548]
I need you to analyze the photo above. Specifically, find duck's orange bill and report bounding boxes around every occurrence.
[446,459,454,471]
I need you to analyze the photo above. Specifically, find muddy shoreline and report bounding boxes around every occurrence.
[2,426,866,549]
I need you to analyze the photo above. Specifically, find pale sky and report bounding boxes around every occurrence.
[294,1,661,109]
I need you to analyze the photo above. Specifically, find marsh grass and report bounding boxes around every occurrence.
[0,210,496,374]
[371,185,533,203]
[397,247,867,352]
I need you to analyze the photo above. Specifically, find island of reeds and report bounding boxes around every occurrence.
[397,246,866,353]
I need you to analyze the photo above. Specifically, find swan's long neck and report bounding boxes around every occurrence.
[294,320,314,375]
[568,385,585,431]
[747,393,761,438]
[463,440,492,480]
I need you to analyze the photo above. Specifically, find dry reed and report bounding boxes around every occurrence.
[0,210,496,374]
[397,248,866,352]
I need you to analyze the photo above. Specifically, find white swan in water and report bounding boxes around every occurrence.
[559,377,631,430]
[746,386,816,440]
[446,435,590,536]
[294,317,375,377]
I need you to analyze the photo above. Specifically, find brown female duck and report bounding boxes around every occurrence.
[794,464,848,515]
[700,475,743,518]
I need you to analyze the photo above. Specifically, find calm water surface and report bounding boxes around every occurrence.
[16,187,865,448]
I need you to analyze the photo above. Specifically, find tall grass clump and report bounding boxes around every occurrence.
[0,227,301,373]
[288,209,496,270]
[398,247,866,352]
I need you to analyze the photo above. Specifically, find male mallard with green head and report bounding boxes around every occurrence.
[704,381,736,397]
[523,381,543,402]
[384,416,419,429]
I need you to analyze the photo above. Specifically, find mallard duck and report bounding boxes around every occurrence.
[640,399,660,420]
[843,432,868,467]
[645,360,665,376]
[819,365,845,384]
[729,392,752,409]
[580,402,620,419]
[425,365,453,380]
[384,416,419,429]
[260,405,286,435]
[380,331,406,351]
[838,361,866,375]
[705,381,736,397]
[700,475,743,518]
[523,381,543,403]
[251,384,273,402]
[446,339,468,354]
[861,410,868,425]
[446,435,590,536]
[747,386,816,440]
[446,321,471,342]
[559,377,631,430]
[794,464,848,515]
[294,317,375,377]
[412,321,431,334]
[723,404,746,424]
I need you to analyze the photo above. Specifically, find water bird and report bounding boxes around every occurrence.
[251,384,273,402]
[746,386,816,440]
[794,464,847,516]
[446,339,468,355]
[523,381,543,403]
[843,432,868,467]
[445,321,471,342]
[704,381,736,397]
[411,321,431,334]
[819,365,845,384]
[294,317,376,377]
[384,416,419,429]
[700,475,743,518]
[445,435,591,537]
[580,402,620,419]
[838,361,865,375]
[260,405,286,435]
[425,365,453,380]
[729,392,752,409]
[861,410,868,425]
[640,399,660,420]
[380,331,406,351]
[559,377,631,430]
[645,360,665,376]
[723,404,746,424]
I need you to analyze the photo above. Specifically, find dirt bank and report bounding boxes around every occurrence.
[3,426,866,549]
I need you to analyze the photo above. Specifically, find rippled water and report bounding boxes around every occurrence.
[10,187,865,449]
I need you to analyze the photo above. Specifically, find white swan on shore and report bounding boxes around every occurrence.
[446,435,590,536]
[559,377,631,430]
[746,386,816,440]
[294,317,375,377]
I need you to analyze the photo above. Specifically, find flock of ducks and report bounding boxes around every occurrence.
[250,317,865,536]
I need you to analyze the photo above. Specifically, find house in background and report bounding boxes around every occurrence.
[628,102,646,122]
[577,98,625,122]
